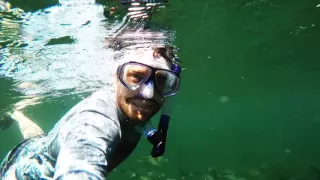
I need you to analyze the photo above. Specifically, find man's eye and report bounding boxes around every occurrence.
[132,72,144,79]
[127,72,145,83]
[157,75,167,83]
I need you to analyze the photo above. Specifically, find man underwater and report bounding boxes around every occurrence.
[0,1,182,179]
[0,45,181,179]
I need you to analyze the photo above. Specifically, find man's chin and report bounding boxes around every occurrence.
[133,111,153,121]
[129,105,154,118]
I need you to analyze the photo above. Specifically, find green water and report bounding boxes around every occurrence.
[1,0,320,179]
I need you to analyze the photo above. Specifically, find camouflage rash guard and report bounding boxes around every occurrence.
[0,87,144,180]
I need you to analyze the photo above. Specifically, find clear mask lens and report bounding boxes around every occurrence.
[155,70,179,96]
[120,62,180,96]
[122,63,151,89]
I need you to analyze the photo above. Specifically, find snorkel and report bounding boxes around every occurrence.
[144,49,181,158]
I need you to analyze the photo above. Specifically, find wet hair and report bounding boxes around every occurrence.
[153,46,177,68]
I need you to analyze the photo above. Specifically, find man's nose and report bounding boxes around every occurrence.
[139,80,154,99]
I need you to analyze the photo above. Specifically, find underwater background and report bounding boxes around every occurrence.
[1,0,320,179]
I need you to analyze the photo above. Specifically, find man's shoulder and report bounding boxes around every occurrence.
[84,88,116,110]
[75,88,116,116]
[57,88,118,126]
[53,88,120,135]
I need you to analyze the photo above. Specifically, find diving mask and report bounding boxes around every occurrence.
[117,61,180,97]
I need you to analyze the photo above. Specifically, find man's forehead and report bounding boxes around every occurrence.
[122,49,170,70]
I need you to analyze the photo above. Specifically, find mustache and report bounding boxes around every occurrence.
[128,97,160,109]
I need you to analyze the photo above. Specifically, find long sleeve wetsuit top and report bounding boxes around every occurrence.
[0,87,143,180]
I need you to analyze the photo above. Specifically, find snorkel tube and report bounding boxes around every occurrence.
[144,53,181,158]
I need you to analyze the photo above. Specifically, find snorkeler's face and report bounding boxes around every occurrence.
[115,50,171,122]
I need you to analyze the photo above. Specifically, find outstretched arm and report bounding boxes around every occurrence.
[53,111,121,180]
